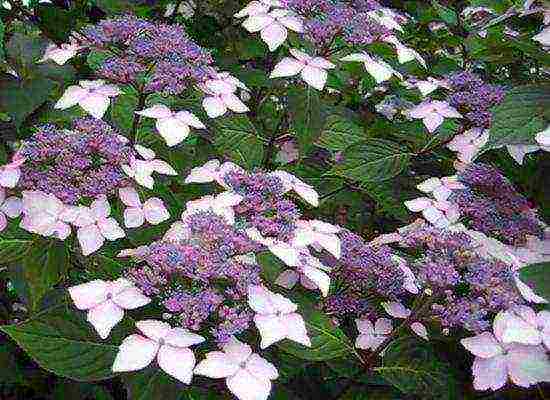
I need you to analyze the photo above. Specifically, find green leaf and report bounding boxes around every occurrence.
[332,139,411,183]
[0,73,55,127]
[0,304,122,381]
[277,294,354,361]
[0,343,23,384]
[431,0,458,25]
[124,369,182,400]
[6,33,46,70]
[257,252,285,283]
[316,115,365,152]
[0,238,33,264]
[7,239,70,311]
[288,86,326,155]
[376,337,460,399]
[212,114,265,168]
[483,84,550,150]
[519,262,550,300]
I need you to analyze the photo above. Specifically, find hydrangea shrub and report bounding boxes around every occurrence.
[0,0,549,399]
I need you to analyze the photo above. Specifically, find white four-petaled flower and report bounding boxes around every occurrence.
[181,192,243,225]
[194,337,279,400]
[122,145,178,189]
[355,318,393,351]
[55,80,121,119]
[69,278,150,339]
[240,9,303,51]
[113,320,205,384]
[270,49,335,91]
[135,105,205,147]
[341,52,401,84]
[20,190,71,239]
[407,100,462,133]
[248,285,311,349]
[118,187,170,228]
[404,196,460,228]
[200,74,250,118]
[416,176,465,202]
[69,196,125,256]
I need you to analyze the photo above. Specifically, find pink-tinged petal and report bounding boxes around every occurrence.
[157,345,196,384]
[203,96,227,118]
[221,93,250,113]
[248,285,275,314]
[164,328,205,348]
[143,198,169,225]
[246,354,279,383]
[275,270,299,289]
[499,314,541,346]
[300,264,330,297]
[314,232,340,257]
[0,213,6,232]
[54,85,88,110]
[536,128,550,147]
[194,351,239,378]
[382,301,411,318]
[94,84,121,98]
[112,334,159,372]
[1,196,21,218]
[112,287,150,310]
[150,159,177,176]
[278,15,303,32]
[77,224,105,256]
[507,344,550,387]
[410,322,428,340]
[365,59,395,83]
[227,368,272,400]
[255,314,287,348]
[184,159,219,184]
[506,145,539,165]
[515,276,548,304]
[439,105,462,119]
[422,206,448,227]
[432,185,452,202]
[118,187,142,208]
[91,196,111,219]
[135,144,156,160]
[461,332,503,358]
[292,182,319,207]
[124,207,145,228]
[261,22,287,51]
[289,48,311,62]
[422,113,445,133]
[97,217,125,241]
[136,320,171,342]
[136,104,173,119]
[242,13,274,32]
[223,337,253,365]
[0,167,20,188]
[472,355,508,391]
[87,300,124,339]
[416,177,441,193]
[68,279,109,310]
[309,57,335,69]
[269,242,300,266]
[533,26,550,46]
[79,93,110,119]
[156,117,190,147]
[205,79,236,95]
[270,57,304,78]
[163,221,190,242]
[355,332,385,350]
[235,2,270,18]
[375,318,393,335]
[285,313,311,347]
[301,65,327,91]
[175,111,206,129]
[404,197,432,212]
[355,318,374,335]
[537,311,550,331]
[72,206,96,227]
[52,221,71,240]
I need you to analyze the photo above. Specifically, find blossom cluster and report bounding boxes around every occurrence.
[0,118,174,255]
[66,161,342,400]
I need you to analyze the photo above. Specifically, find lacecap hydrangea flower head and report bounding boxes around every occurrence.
[66,160,343,400]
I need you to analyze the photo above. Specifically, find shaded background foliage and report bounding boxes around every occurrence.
[0,0,549,399]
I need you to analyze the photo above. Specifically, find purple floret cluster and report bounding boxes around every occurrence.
[125,169,308,345]
[323,229,406,317]
[281,0,395,49]
[400,225,525,332]
[17,118,134,204]
[79,15,213,94]
[225,170,301,242]
[445,71,506,129]
[450,163,544,245]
